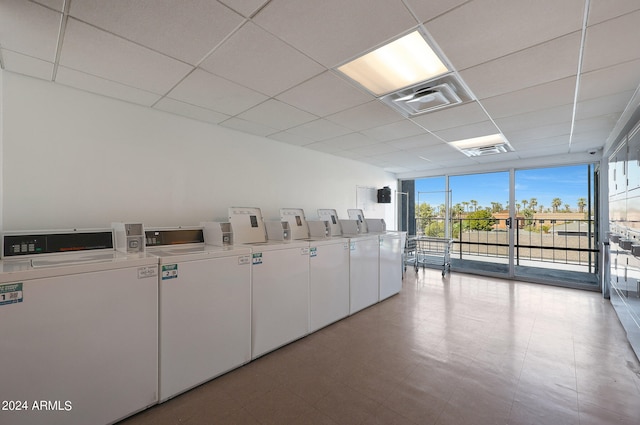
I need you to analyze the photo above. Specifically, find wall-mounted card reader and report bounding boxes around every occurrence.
[366,218,386,232]
[112,223,145,253]
[308,220,331,238]
[265,221,291,241]
[201,221,233,246]
[339,219,361,235]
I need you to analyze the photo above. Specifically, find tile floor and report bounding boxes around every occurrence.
[119,268,640,425]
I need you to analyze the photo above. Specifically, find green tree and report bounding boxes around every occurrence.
[452,203,464,218]
[564,204,571,212]
[577,197,586,213]
[552,198,562,213]
[462,201,469,212]
[470,199,478,211]
[529,198,538,211]
[465,209,495,231]
[416,202,435,235]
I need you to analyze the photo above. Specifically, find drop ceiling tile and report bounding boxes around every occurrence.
[472,152,521,163]
[236,99,317,131]
[411,102,490,132]
[276,71,373,116]
[305,142,345,154]
[578,58,640,101]
[582,10,640,72]
[167,69,267,116]
[153,98,230,125]
[461,32,581,99]
[1,49,53,81]
[267,131,316,147]
[332,150,363,160]
[55,66,162,106]
[510,135,569,150]
[587,0,640,27]
[326,101,403,132]
[219,117,279,137]
[253,0,417,67]
[495,105,574,133]
[404,0,469,23]
[60,19,193,94]
[575,91,634,120]
[407,144,464,161]
[347,144,401,157]
[573,115,618,135]
[434,120,500,142]
[425,0,584,71]
[201,22,324,97]
[219,0,271,18]
[0,0,61,61]
[322,133,379,150]
[32,0,65,11]
[480,77,576,118]
[361,120,427,142]
[386,133,443,150]
[384,166,413,174]
[570,131,611,149]
[503,122,571,143]
[69,0,244,65]
[286,119,352,141]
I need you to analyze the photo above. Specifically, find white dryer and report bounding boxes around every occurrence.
[348,209,405,301]
[320,209,380,315]
[228,207,310,359]
[0,229,158,425]
[145,227,251,403]
[281,209,349,332]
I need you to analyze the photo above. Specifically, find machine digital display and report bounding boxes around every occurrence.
[145,229,204,247]
[3,232,114,257]
[331,215,337,225]
[250,215,259,228]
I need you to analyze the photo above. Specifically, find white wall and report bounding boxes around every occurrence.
[1,73,397,231]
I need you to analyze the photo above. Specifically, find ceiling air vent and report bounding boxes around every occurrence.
[459,144,510,157]
[380,73,473,117]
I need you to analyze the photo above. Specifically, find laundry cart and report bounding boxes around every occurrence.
[415,236,453,276]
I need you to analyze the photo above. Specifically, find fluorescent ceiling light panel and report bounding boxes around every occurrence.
[337,31,449,97]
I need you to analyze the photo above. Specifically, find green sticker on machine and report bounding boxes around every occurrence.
[162,264,178,280]
[252,253,263,265]
[0,282,23,306]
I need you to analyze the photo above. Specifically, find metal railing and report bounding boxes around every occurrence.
[414,217,598,272]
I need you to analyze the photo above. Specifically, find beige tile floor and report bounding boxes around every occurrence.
[119,268,640,425]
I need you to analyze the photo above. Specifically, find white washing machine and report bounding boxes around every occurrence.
[145,227,251,403]
[348,209,405,301]
[0,229,158,425]
[281,209,350,332]
[229,207,309,359]
[320,209,380,315]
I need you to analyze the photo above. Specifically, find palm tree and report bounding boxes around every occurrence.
[577,197,587,213]
[462,201,469,212]
[470,200,478,211]
[515,203,521,214]
[552,197,562,213]
[538,205,544,213]
[564,204,571,212]
[529,198,538,211]
[521,199,528,210]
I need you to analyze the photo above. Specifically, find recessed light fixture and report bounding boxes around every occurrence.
[336,31,449,97]
[449,134,514,157]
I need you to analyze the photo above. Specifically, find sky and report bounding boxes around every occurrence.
[415,164,592,212]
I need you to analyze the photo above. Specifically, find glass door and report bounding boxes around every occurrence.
[449,171,511,277]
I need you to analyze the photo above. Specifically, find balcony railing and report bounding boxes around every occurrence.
[414,216,598,272]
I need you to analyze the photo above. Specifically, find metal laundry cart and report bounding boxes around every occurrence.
[414,236,453,276]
